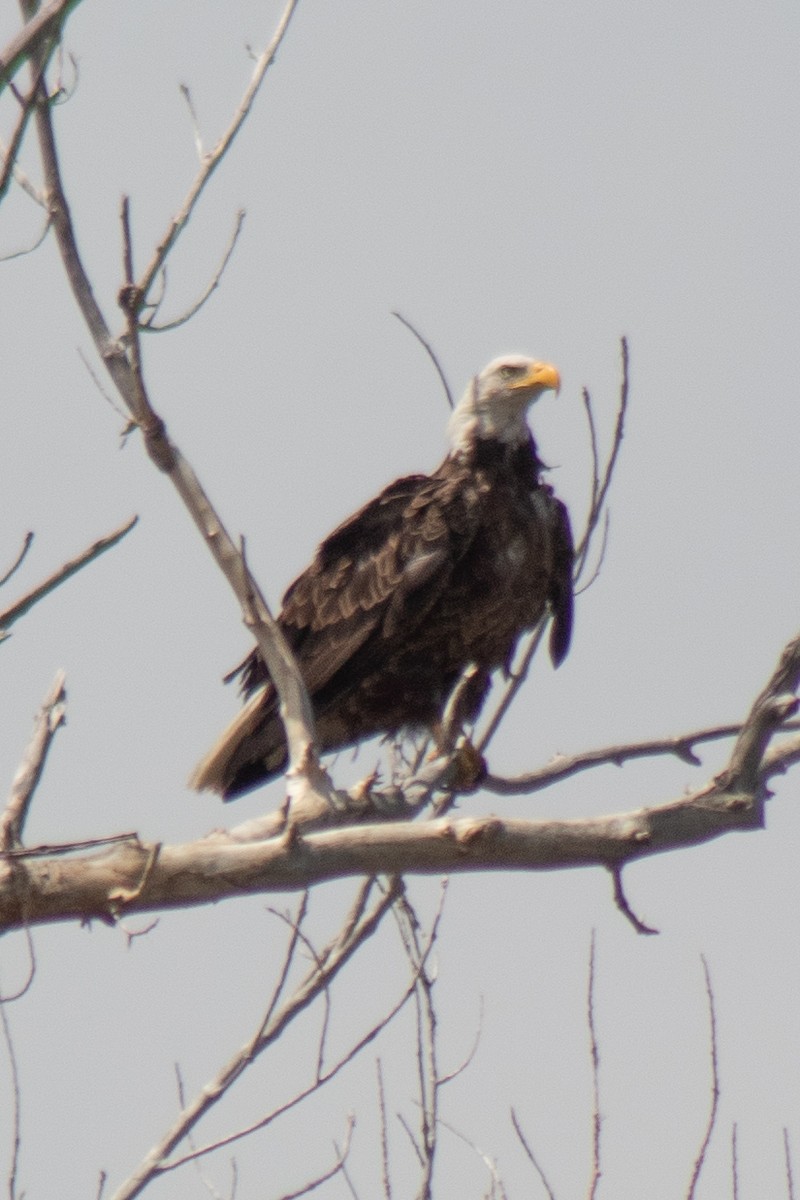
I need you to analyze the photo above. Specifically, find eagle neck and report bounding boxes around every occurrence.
[456,433,545,487]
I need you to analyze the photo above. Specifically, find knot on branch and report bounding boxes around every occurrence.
[141,416,177,473]
[117,283,145,318]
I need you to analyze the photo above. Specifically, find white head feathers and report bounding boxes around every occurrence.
[448,355,561,452]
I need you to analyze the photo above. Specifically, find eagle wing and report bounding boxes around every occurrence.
[545,491,574,667]
[232,466,480,701]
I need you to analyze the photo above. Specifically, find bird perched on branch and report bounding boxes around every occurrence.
[191,355,574,799]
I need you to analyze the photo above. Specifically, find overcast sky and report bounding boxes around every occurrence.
[2,1,800,1196]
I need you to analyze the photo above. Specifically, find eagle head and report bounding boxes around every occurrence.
[448,355,561,451]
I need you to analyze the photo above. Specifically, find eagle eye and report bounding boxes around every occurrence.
[499,364,520,380]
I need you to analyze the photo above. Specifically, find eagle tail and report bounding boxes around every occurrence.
[188,685,286,798]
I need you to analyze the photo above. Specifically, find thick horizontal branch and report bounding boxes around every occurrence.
[0,780,760,932]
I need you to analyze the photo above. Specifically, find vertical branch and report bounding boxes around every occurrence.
[785,1128,796,1200]
[574,336,630,576]
[686,955,720,1200]
[0,993,22,1200]
[376,1059,392,1200]
[586,930,602,1200]
[390,882,448,1200]
[0,671,66,849]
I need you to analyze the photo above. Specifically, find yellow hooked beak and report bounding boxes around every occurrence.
[517,361,561,396]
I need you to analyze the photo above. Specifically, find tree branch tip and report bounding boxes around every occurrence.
[770,693,799,721]
[610,866,658,935]
[675,742,702,766]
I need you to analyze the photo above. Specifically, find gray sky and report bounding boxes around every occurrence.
[2,0,800,1195]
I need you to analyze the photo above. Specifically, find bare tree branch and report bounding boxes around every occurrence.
[0,55,52,202]
[686,956,720,1200]
[510,1107,557,1200]
[0,992,22,1200]
[436,1117,509,1200]
[109,878,402,1200]
[574,336,629,573]
[731,1123,739,1200]
[0,926,36,1004]
[2,617,798,933]
[784,1128,795,1200]
[134,0,300,303]
[376,1059,392,1200]
[0,0,82,93]
[391,311,454,410]
[277,1115,355,1200]
[717,631,800,795]
[0,533,33,589]
[142,209,246,333]
[21,0,334,815]
[0,517,138,638]
[484,722,789,796]
[141,879,443,1197]
[610,865,657,936]
[0,671,66,850]
[586,930,602,1200]
[392,883,447,1200]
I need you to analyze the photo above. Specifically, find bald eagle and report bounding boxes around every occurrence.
[191,355,573,799]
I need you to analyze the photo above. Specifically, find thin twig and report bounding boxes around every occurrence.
[581,386,601,520]
[172,1063,229,1200]
[265,901,333,1081]
[574,510,609,596]
[436,994,483,1086]
[574,337,629,574]
[277,1115,355,1200]
[686,955,720,1199]
[376,1059,392,1200]
[586,930,602,1200]
[0,213,49,260]
[135,0,300,302]
[144,209,246,333]
[731,1123,739,1200]
[436,1118,508,1200]
[391,312,454,409]
[510,1108,557,1200]
[0,56,51,201]
[0,533,33,588]
[485,720,800,797]
[784,1128,795,1200]
[262,892,309,1025]
[0,988,22,1200]
[0,926,36,1003]
[392,884,447,1200]
[178,83,204,161]
[475,619,547,759]
[610,866,658,936]
[0,517,138,636]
